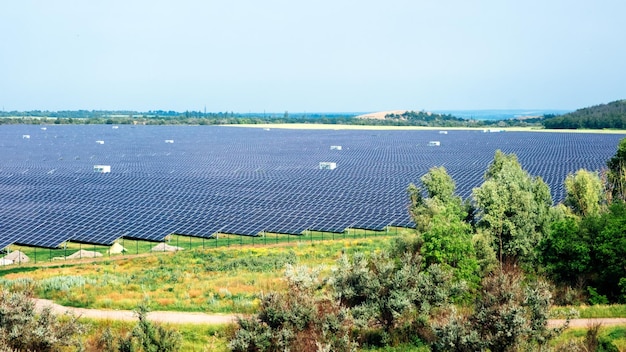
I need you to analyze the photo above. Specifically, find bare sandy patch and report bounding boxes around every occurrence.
[354,110,409,120]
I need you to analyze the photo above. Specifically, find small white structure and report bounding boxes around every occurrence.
[22,134,30,139]
[108,242,126,255]
[319,162,337,170]
[93,165,111,173]
[152,243,184,252]
[4,250,29,263]
[164,139,174,144]
[0,258,13,266]
[96,140,104,144]
[439,130,448,134]
[483,128,505,133]
[330,145,342,150]
[263,128,271,131]
[112,125,119,129]
[67,249,103,259]
[428,141,441,146]
[41,127,47,131]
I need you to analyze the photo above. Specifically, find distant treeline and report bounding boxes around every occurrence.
[2,100,625,129]
[0,109,543,128]
[0,110,358,126]
[542,100,626,129]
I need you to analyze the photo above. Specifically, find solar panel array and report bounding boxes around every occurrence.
[0,125,624,249]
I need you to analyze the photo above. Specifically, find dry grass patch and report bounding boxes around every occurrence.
[1,236,398,313]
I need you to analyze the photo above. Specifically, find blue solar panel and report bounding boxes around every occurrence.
[0,124,624,249]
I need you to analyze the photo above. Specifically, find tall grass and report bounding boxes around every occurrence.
[1,235,399,313]
[552,304,626,319]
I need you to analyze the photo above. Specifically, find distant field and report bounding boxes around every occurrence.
[230,123,626,134]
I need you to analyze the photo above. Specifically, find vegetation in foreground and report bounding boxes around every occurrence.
[226,137,626,351]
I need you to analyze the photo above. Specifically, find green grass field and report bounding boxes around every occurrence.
[1,229,401,313]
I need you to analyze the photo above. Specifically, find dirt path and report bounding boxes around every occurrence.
[33,298,626,328]
[33,298,239,325]
[549,318,626,329]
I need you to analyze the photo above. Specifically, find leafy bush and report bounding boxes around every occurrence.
[431,267,571,352]
[90,303,182,352]
[588,286,610,305]
[229,264,356,352]
[0,287,84,351]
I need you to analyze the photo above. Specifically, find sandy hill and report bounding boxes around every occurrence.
[355,110,410,120]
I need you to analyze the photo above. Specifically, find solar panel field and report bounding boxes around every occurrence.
[0,125,624,250]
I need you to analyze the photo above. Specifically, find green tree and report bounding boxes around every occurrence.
[564,169,605,217]
[421,209,480,287]
[539,217,591,286]
[472,150,552,265]
[408,166,466,233]
[407,167,479,288]
[421,166,457,204]
[594,201,626,300]
[606,137,626,203]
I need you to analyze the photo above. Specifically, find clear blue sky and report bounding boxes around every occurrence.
[1,1,625,113]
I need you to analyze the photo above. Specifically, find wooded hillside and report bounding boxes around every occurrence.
[543,99,626,129]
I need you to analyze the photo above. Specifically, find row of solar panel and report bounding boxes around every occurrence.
[1,125,624,249]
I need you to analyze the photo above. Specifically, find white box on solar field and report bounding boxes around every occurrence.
[165,139,174,143]
[428,141,441,146]
[439,131,448,134]
[93,165,111,173]
[96,140,104,144]
[22,134,30,139]
[330,145,342,150]
[319,162,337,170]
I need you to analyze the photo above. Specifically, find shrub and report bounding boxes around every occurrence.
[229,264,357,352]
[588,286,610,305]
[331,251,463,345]
[89,303,182,352]
[0,287,84,351]
[431,267,571,352]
